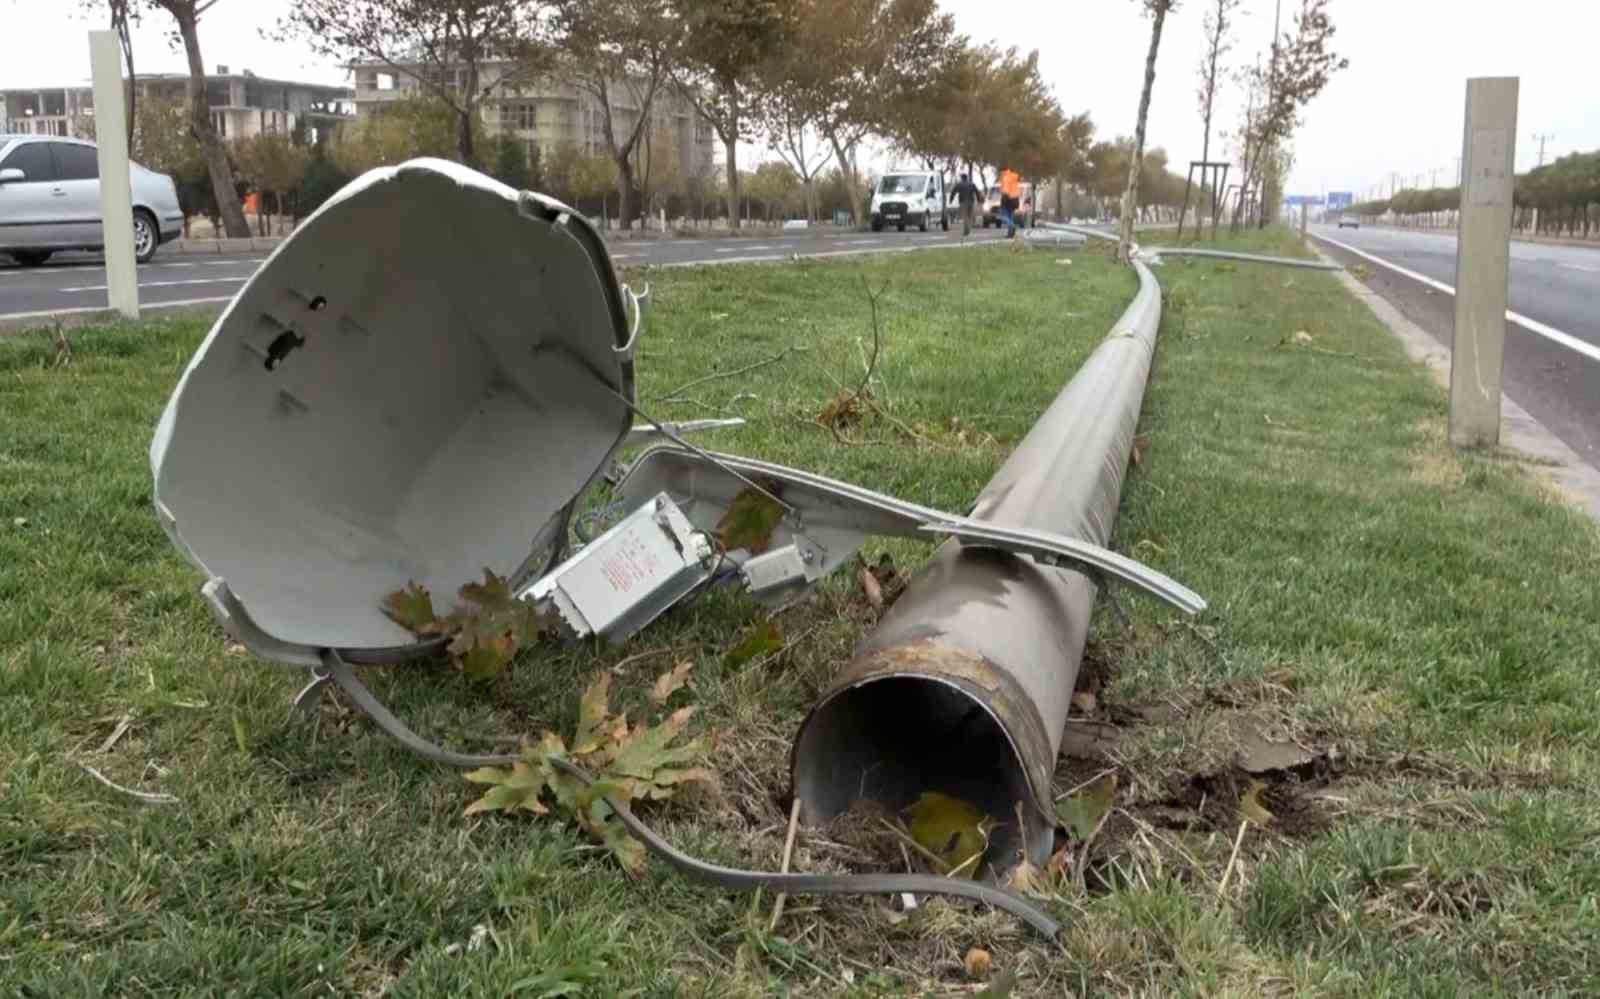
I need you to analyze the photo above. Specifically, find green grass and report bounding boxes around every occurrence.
[3,229,1598,996]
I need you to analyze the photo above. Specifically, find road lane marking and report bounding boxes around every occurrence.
[1560,263,1600,273]
[59,276,247,292]
[1313,232,1600,366]
[713,247,739,253]
[0,295,234,323]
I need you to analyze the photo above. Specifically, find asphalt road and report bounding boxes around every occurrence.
[1311,223,1600,466]
[0,225,1010,324]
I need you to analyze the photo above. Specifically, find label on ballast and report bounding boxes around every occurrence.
[597,530,670,595]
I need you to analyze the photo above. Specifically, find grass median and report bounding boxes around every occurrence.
[2,229,1597,996]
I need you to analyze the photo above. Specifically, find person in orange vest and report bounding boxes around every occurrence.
[998,167,1022,238]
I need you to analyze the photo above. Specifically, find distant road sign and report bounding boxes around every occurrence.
[1327,191,1354,209]
[1283,194,1325,206]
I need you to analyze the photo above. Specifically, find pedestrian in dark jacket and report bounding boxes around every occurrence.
[949,173,982,236]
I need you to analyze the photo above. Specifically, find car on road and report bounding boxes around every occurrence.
[1336,215,1360,229]
[0,134,183,266]
[870,170,948,232]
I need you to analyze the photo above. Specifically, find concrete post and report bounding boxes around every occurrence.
[1449,77,1518,447]
[89,30,139,320]
[1300,202,1308,235]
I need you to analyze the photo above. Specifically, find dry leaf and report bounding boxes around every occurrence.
[1046,844,1073,878]
[1240,779,1276,825]
[1056,773,1117,841]
[1070,691,1097,715]
[964,947,993,981]
[725,621,783,667]
[1006,860,1042,895]
[650,660,694,704]
[857,563,884,611]
[715,481,786,554]
[382,581,436,632]
[1292,331,1314,345]
[904,791,988,878]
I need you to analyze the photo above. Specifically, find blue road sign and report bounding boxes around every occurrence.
[1327,191,1354,209]
[1283,194,1325,206]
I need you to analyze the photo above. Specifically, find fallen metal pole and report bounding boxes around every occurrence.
[792,246,1171,870]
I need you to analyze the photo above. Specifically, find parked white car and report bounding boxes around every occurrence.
[0,134,184,266]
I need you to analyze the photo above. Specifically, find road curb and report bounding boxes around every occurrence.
[171,236,283,255]
[627,235,1006,270]
[1312,242,1600,525]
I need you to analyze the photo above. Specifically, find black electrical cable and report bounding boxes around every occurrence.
[320,653,1062,940]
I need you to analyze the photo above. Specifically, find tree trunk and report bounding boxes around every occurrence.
[459,59,479,165]
[615,154,637,230]
[115,10,136,151]
[1054,176,1064,220]
[1119,3,1168,262]
[174,6,248,238]
[828,132,864,226]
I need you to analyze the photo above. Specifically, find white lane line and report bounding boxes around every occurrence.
[0,295,234,323]
[713,247,740,254]
[1560,263,1600,273]
[743,244,772,250]
[1313,232,1600,365]
[59,276,247,292]
[852,239,881,245]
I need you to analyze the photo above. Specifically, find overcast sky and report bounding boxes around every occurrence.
[4,0,1596,200]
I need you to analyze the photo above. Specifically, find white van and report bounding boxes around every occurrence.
[869,171,948,232]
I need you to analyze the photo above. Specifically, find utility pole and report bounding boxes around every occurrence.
[1532,132,1554,166]
[89,30,138,320]
[1450,77,1518,448]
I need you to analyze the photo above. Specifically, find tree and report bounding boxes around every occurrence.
[80,1,140,149]
[328,96,470,174]
[487,133,536,190]
[130,91,210,230]
[1232,0,1347,229]
[1187,0,1239,231]
[543,141,615,209]
[1119,0,1178,262]
[675,0,793,228]
[747,160,800,221]
[278,0,545,166]
[638,126,684,222]
[548,0,680,229]
[234,133,311,234]
[110,1,249,237]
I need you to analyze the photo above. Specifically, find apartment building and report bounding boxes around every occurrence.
[350,58,715,180]
[0,68,353,143]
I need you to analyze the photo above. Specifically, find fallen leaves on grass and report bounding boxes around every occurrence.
[382,570,550,680]
[854,552,906,615]
[818,388,866,431]
[464,665,714,876]
[1239,779,1276,825]
[725,621,784,667]
[1057,773,1117,841]
[650,660,695,704]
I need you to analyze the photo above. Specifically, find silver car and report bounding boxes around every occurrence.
[0,134,184,266]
